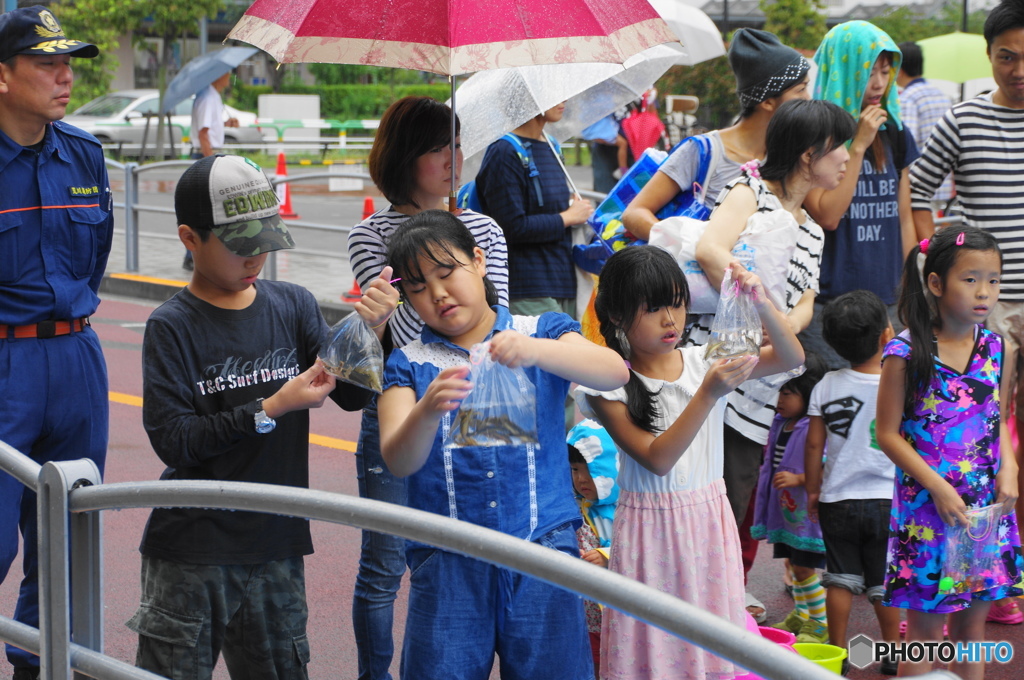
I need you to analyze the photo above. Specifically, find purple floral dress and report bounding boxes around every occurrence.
[882,328,1023,613]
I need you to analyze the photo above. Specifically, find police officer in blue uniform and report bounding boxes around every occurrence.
[0,6,112,679]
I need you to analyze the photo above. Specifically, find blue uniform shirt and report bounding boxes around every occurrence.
[0,120,113,324]
[383,307,582,546]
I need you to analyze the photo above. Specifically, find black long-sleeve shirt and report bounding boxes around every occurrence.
[140,281,369,564]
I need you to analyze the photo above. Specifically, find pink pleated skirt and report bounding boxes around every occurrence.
[601,478,746,680]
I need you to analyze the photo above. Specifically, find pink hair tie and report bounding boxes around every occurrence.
[956,232,966,246]
[919,239,930,254]
[740,159,761,179]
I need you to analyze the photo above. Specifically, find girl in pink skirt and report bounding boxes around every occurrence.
[577,247,804,679]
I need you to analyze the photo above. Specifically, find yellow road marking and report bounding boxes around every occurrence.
[310,434,357,452]
[110,272,188,287]
[109,392,356,452]
[110,391,143,407]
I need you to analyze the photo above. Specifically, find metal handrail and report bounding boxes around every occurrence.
[0,618,161,680]
[72,480,832,680]
[0,442,963,680]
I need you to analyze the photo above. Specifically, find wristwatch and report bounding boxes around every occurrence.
[254,397,276,434]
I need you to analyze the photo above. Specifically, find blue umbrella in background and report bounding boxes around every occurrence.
[161,46,259,114]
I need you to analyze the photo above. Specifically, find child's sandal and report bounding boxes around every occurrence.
[986,600,1024,625]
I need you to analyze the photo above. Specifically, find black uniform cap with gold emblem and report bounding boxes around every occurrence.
[0,5,99,63]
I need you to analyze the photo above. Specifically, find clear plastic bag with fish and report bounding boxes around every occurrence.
[446,341,539,448]
[317,311,384,393]
[704,269,763,361]
[938,503,1013,595]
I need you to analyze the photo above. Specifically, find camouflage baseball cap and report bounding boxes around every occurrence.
[0,6,99,63]
[175,154,295,257]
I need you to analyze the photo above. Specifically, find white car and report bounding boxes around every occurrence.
[63,88,266,150]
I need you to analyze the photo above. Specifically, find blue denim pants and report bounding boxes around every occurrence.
[401,522,593,680]
[0,329,108,671]
[352,403,408,680]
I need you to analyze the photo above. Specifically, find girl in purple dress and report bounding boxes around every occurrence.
[876,226,1023,680]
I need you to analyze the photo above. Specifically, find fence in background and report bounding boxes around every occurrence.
[104,158,606,280]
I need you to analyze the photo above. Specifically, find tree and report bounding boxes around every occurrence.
[124,0,226,156]
[655,55,737,132]
[52,0,234,157]
[760,0,827,52]
[54,0,130,110]
[871,1,989,43]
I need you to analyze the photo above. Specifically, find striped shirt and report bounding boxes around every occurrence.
[910,93,1024,300]
[685,173,824,445]
[347,208,510,347]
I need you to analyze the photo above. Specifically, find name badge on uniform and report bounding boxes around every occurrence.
[68,185,100,198]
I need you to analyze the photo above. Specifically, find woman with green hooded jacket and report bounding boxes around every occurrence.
[800,21,920,370]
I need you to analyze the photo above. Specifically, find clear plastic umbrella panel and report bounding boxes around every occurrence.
[647,0,726,66]
[454,43,685,171]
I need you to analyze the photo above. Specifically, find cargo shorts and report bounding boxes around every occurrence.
[127,555,309,680]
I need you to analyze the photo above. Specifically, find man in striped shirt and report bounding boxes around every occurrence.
[909,0,1024,574]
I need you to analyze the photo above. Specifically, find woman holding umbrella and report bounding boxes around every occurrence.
[346,96,511,680]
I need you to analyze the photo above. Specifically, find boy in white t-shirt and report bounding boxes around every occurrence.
[804,290,900,674]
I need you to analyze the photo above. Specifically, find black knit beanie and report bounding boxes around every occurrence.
[729,28,810,108]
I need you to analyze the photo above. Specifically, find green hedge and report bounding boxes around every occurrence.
[231,83,453,121]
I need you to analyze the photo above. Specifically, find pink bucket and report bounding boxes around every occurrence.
[758,626,797,647]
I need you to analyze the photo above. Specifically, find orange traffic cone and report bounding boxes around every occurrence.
[342,280,362,302]
[275,151,299,220]
[342,197,377,302]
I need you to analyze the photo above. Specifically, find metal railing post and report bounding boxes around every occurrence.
[36,459,101,680]
[70,482,104,680]
[123,162,139,272]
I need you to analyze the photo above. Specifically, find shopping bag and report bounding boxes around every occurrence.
[649,208,799,315]
[704,270,762,361]
[575,135,718,272]
[318,311,385,393]
[938,503,1013,595]
[446,341,539,448]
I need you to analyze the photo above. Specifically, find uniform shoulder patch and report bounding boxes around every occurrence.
[53,120,103,146]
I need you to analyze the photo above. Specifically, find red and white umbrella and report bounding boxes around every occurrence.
[228,0,676,76]
[228,0,676,207]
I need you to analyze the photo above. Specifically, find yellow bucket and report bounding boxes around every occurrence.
[793,642,847,674]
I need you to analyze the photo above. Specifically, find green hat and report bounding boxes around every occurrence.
[175,155,295,257]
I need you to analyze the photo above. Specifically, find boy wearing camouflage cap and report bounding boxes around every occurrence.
[128,154,396,679]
